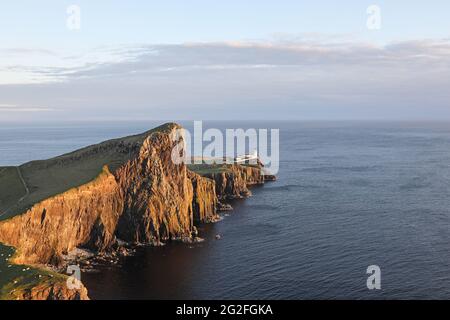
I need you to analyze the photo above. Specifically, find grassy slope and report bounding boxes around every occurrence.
[0,243,65,300]
[0,167,27,217]
[187,163,232,175]
[188,162,259,176]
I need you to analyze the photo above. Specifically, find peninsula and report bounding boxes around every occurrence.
[0,123,275,300]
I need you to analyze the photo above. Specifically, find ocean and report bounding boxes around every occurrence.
[1,121,449,299]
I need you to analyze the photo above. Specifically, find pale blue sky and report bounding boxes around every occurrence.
[1,1,450,121]
[2,1,450,46]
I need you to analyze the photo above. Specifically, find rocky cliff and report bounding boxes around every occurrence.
[115,128,197,244]
[188,171,218,223]
[4,278,89,300]
[0,123,273,300]
[0,124,203,266]
[204,164,265,200]
[0,166,122,266]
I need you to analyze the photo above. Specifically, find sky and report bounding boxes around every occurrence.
[1,0,450,121]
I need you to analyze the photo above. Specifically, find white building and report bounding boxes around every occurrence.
[234,150,258,163]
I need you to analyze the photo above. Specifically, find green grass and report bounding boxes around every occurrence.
[188,162,261,176]
[0,243,65,300]
[188,163,233,175]
[0,167,27,217]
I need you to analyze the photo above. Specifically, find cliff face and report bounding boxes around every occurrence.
[6,279,89,300]
[0,166,122,266]
[188,171,218,223]
[205,165,265,200]
[115,129,194,243]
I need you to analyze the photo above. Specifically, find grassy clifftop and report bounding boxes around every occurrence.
[188,163,261,176]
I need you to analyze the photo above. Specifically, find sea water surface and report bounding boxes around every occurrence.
[0,121,449,299]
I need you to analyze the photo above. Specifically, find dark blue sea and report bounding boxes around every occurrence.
[1,121,449,299]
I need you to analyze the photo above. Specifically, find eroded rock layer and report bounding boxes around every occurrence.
[0,166,122,266]
[204,164,265,200]
[115,128,195,243]
[188,171,218,223]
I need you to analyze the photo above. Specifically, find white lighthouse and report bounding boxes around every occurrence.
[234,149,258,163]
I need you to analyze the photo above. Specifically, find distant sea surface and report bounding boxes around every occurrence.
[1,121,449,299]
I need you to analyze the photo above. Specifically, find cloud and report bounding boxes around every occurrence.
[1,38,450,121]
[0,104,53,112]
[4,39,450,83]
[0,45,148,84]
[0,35,450,84]
[46,39,450,78]
[0,48,56,56]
